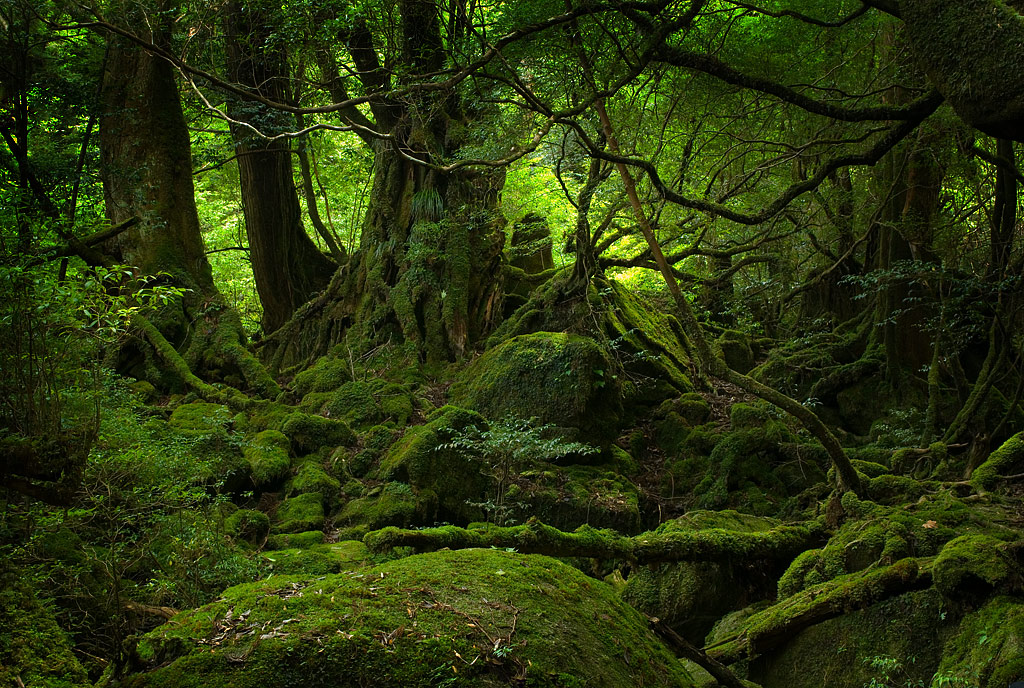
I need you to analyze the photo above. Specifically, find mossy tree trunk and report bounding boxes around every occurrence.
[269,0,506,365]
[99,0,278,398]
[224,0,336,335]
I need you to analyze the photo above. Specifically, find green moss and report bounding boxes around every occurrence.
[291,357,351,396]
[717,330,755,374]
[933,535,1016,601]
[623,510,783,640]
[287,462,342,507]
[653,412,691,457]
[273,492,325,534]
[729,403,772,430]
[972,431,1024,492]
[261,542,372,576]
[127,549,695,688]
[225,509,270,545]
[282,412,355,454]
[450,332,622,442]
[266,530,325,549]
[168,402,232,433]
[337,482,420,537]
[0,572,89,688]
[520,465,642,534]
[244,429,291,487]
[376,405,489,523]
[935,595,1024,688]
[675,393,711,426]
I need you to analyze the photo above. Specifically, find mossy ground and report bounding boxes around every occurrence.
[127,550,696,688]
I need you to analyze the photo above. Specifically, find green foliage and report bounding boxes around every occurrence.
[440,416,597,526]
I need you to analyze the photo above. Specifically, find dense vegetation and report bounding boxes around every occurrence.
[2,0,1023,686]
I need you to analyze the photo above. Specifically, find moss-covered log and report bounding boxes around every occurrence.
[707,558,931,664]
[363,518,822,566]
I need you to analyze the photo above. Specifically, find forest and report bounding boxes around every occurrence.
[2,0,1024,685]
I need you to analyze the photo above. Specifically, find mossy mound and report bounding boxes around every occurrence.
[516,465,643,534]
[286,461,341,508]
[0,572,89,688]
[777,491,1019,598]
[935,595,1024,688]
[450,332,622,442]
[375,405,489,524]
[282,412,355,454]
[225,509,270,546]
[272,492,325,534]
[291,356,351,396]
[623,510,786,641]
[717,330,756,374]
[335,481,420,538]
[243,429,291,487]
[933,535,1020,602]
[127,549,696,687]
[312,380,416,429]
[265,530,325,549]
[489,276,693,416]
[746,588,956,688]
[168,402,232,433]
[971,431,1024,492]
[261,542,372,576]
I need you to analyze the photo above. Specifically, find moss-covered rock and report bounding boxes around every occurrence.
[291,356,351,396]
[286,462,342,508]
[243,429,291,487]
[282,412,355,454]
[168,402,233,433]
[316,380,417,430]
[266,530,325,550]
[261,542,372,576]
[376,405,489,523]
[336,482,420,538]
[273,492,325,534]
[0,572,89,688]
[450,332,622,442]
[729,403,772,430]
[718,330,756,374]
[623,510,787,641]
[933,535,1018,602]
[517,465,643,534]
[746,588,956,688]
[225,509,270,546]
[127,549,696,687]
[935,595,1024,688]
[971,431,1024,492]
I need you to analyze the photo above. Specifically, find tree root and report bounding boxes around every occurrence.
[363,518,823,566]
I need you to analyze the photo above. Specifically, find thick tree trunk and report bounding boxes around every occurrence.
[99,3,278,397]
[224,0,336,335]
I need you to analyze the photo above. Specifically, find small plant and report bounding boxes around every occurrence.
[861,655,977,688]
[439,416,597,526]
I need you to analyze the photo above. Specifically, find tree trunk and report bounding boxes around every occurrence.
[224,0,336,335]
[99,1,279,397]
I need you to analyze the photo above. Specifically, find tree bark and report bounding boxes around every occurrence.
[224,0,336,335]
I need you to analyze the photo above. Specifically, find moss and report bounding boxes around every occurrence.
[0,572,89,688]
[226,509,270,545]
[266,530,325,549]
[130,379,159,401]
[866,474,931,503]
[127,549,696,688]
[244,429,291,487]
[935,595,1024,688]
[849,459,890,478]
[623,510,785,641]
[653,412,691,457]
[262,542,372,576]
[717,330,755,374]
[519,465,643,534]
[282,412,355,454]
[168,402,232,433]
[676,392,711,425]
[287,462,342,508]
[747,588,955,688]
[376,405,489,523]
[291,356,351,396]
[933,535,1016,601]
[450,332,622,442]
[729,403,772,430]
[777,549,825,599]
[337,482,420,537]
[273,492,325,534]
[972,431,1024,492]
